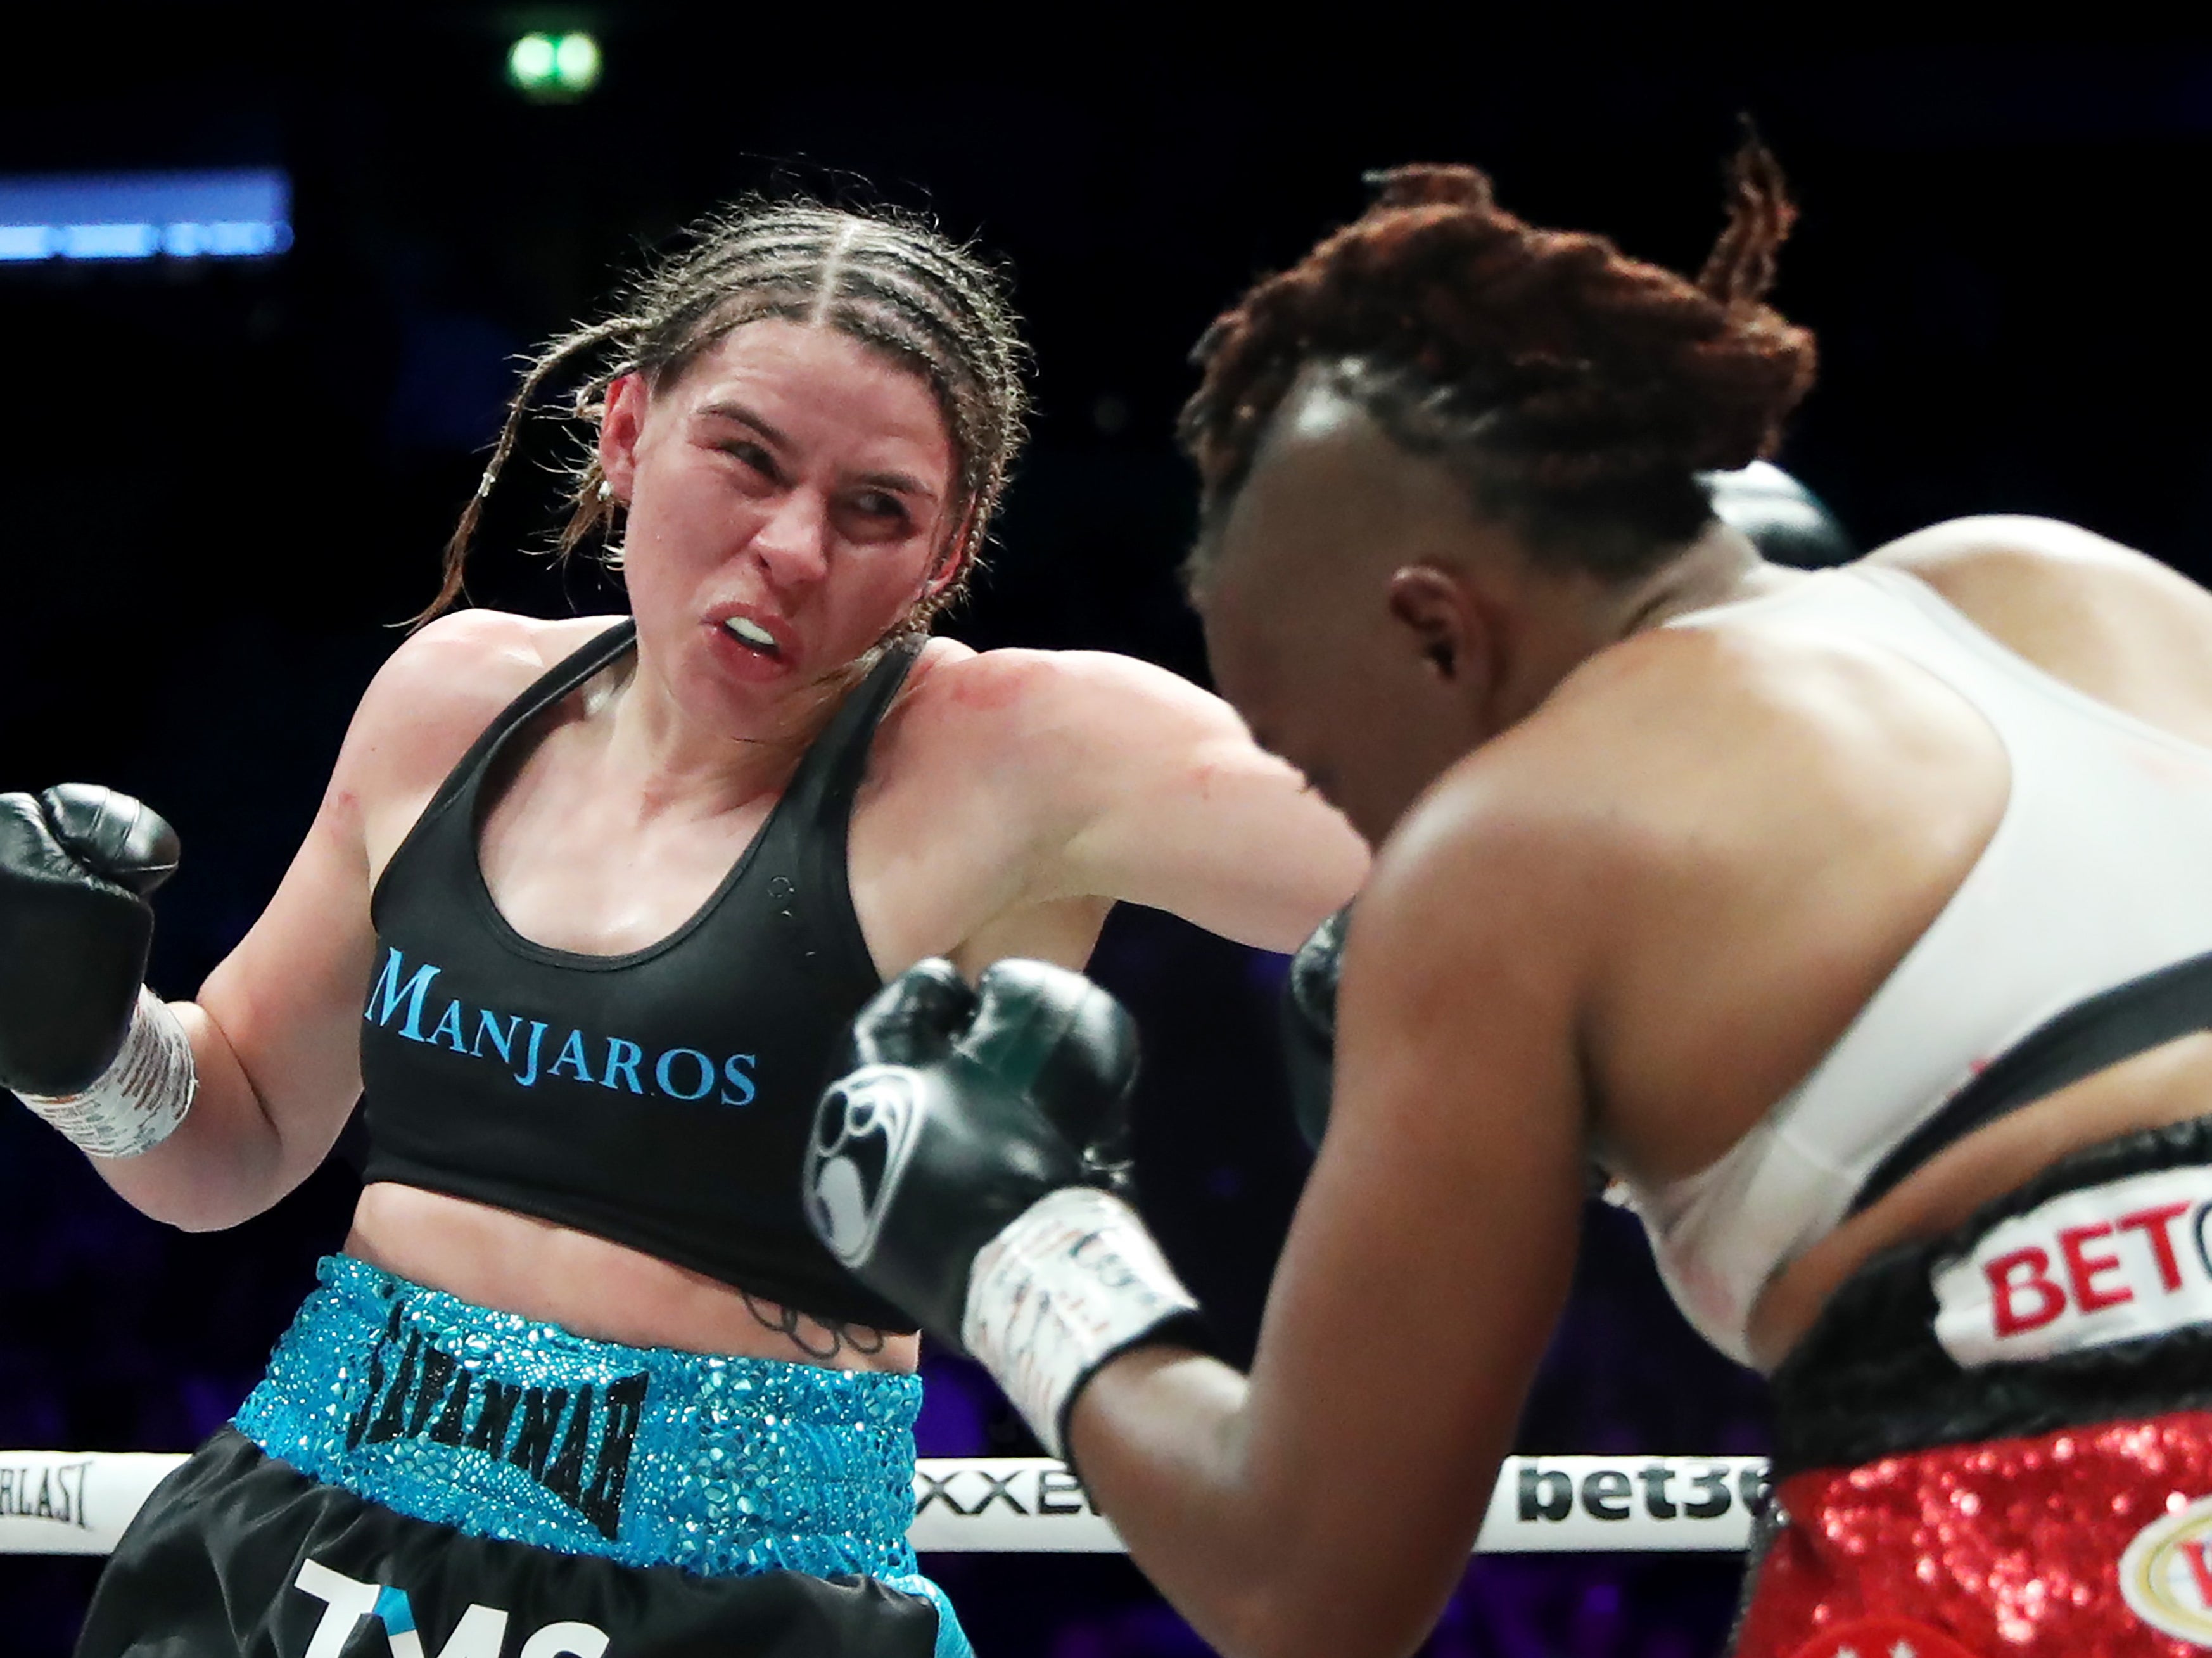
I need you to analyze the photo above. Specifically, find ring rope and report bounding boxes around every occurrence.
[0,1451,1769,1557]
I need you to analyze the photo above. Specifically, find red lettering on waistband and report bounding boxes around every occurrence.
[2118,1202,2193,1294]
[1986,1247,2066,1336]
[2059,1223,2134,1313]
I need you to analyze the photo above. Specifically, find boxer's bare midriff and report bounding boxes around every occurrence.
[346,1180,919,1371]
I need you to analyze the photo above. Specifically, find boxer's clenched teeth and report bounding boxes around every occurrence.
[724,617,780,656]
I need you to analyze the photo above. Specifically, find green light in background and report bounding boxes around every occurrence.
[507,34,557,91]
[508,32,601,100]
[554,34,602,92]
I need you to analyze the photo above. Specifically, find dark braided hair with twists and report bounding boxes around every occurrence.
[1179,136,1817,585]
[420,200,1028,628]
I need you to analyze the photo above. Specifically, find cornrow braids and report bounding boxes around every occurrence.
[417,200,1029,627]
[1179,134,1817,585]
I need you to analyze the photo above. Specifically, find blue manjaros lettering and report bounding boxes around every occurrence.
[366,947,758,1105]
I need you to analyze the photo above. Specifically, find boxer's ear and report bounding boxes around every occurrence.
[1385,564,1482,687]
[597,373,649,503]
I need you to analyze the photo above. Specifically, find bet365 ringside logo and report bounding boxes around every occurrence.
[2121,1494,2212,1645]
[1515,1458,1768,1526]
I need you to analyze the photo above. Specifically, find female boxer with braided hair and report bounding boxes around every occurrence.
[815,143,2212,1656]
[0,200,1366,1655]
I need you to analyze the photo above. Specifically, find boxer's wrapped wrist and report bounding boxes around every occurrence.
[960,1185,1202,1458]
[15,986,196,1157]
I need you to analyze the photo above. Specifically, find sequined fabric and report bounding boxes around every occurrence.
[1734,1410,2212,1656]
[233,1254,923,1581]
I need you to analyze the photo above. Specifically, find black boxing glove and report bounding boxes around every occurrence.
[0,785,195,1155]
[833,957,1134,1194]
[1705,460,1857,570]
[805,959,1200,1456]
[1281,905,1348,1151]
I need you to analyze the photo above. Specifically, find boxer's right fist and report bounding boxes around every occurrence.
[0,786,179,1097]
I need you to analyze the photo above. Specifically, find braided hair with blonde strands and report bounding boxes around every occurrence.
[1179,134,1817,584]
[418,199,1029,628]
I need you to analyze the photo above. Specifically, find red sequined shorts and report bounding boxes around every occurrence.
[1736,1407,2212,1655]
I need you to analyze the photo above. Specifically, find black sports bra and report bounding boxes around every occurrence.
[359,621,920,1330]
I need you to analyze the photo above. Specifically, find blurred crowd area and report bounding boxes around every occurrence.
[11,15,2212,1654]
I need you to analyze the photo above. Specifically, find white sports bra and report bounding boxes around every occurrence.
[1623,564,2212,1370]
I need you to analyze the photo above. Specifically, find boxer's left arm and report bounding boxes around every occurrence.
[991,649,1370,953]
[1059,796,1594,1658]
[91,614,542,1230]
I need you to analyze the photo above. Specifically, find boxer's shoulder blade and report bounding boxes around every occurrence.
[1392,618,2002,1183]
[1869,516,2212,750]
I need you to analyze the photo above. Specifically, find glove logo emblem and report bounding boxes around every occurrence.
[804,1065,927,1268]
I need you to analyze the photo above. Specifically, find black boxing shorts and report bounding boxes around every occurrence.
[76,1429,941,1656]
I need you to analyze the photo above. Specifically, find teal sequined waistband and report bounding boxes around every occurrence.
[233,1254,924,1581]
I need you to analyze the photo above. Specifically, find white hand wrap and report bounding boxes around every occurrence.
[960,1185,1200,1458]
[16,987,196,1157]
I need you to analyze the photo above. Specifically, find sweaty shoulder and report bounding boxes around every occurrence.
[1871,513,2171,593]
[1868,516,2212,744]
[1366,611,1992,964]
[1363,607,2012,1173]
[1456,620,1866,841]
[886,642,1324,930]
[905,643,1250,762]
[340,610,618,823]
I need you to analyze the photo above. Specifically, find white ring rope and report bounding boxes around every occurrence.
[0,1451,1769,1557]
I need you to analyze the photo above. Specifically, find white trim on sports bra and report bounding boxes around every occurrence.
[1622,564,2212,1370]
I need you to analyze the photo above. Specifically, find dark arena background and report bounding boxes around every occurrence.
[7,16,2212,1654]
